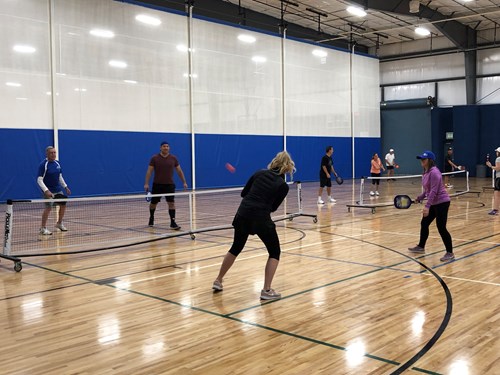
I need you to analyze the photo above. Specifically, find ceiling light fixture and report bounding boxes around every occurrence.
[13,44,36,53]
[346,6,366,17]
[409,0,420,13]
[109,60,127,68]
[89,29,115,38]
[123,80,137,84]
[6,82,21,87]
[135,14,161,26]
[251,56,267,63]
[238,34,256,43]
[415,26,430,36]
[312,49,328,58]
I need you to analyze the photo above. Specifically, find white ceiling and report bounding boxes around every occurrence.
[223,0,500,50]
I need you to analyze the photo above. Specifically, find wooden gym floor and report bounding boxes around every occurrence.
[0,178,498,374]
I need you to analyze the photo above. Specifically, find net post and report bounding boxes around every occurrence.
[296,182,303,215]
[466,170,470,192]
[188,191,194,232]
[3,200,13,256]
[359,178,365,205]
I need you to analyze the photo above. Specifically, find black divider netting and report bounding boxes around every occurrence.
[5,184,302,256]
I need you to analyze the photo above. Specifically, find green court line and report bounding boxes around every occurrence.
[21,261,442,374]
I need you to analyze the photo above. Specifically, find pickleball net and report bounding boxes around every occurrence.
[3,182,315,259]
[347,170,471,212]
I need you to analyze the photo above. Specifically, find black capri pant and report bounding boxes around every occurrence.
[371,172,381,185]
[418,201,453,253]
[229,214,281,260]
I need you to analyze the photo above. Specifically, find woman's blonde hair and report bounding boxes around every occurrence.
[268,151,295,175]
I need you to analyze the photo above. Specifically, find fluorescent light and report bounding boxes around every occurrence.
[312,49,328,58]
[74,88,87,92]
[109,60,127,68]
[135,14,161,26]
[16,97,28,101]
[415,26,430,36]
[183,73,198,78]
[89,29,115,38]
[251,56,267,63]
[176,44,194,53]
[346,6,366,17]
[13,44,36,53]
[123,80,137,84]
[6,82,21,87]
[238,34,256,43]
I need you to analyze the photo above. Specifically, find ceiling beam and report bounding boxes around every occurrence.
[350,0,476,49]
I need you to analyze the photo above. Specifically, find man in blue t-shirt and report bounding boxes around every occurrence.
[37,146,72,235]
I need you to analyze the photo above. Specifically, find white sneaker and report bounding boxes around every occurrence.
[329,197,337,203]
[375,191,380,196]
[317,199,325,204]
[55,222,68,232]
[39,227,52,235]
[370,191,375,196]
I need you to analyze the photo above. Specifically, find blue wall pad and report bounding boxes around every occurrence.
[58,130,192,198]
[354,137,382,178]
[287,136,353,181]
[0,128,54,201]
[452,106,479,176]
[194,134,283,188]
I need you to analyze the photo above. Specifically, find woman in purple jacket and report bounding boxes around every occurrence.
[408,151,455,262]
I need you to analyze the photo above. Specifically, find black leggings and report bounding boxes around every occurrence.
[418,201,453,253]
[228,215,281,260]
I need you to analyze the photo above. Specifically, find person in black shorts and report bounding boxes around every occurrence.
[443,147,459,188]
[144,141,188,229]
[212,151,295,301]
[317,146,338,204]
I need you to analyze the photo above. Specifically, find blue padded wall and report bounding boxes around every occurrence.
[0,129,54,200]
[287,136,353,181]
[354,137,382,178]
[194,134,283,188]
[59,130,192,197]
[452,106,479,175]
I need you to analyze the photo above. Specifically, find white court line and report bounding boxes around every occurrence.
[124,231,369,284]
[421,273,500,287]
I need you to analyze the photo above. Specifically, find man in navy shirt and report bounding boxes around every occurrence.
[37,146,71,235]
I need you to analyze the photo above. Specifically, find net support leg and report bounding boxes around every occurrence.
[3,201,22,272]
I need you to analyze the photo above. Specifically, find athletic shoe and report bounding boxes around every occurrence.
[375,191,380,196]
[408,245,425,253]
[39,227,52,235]
[329,197,337,203]
[170,222,181,230]
[212,280,223,291]
[370,191,375,196]
[488,209,498,216]
[260,289,281,300]
[148,217,154,227]
[440,252,455,262]
[317,199,325,204]
[446,184,454,188]
[55,222,68,232]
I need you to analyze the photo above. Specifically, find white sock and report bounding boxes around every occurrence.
[318,196,322,201]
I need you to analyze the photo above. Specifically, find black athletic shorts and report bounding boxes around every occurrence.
[319,175,332,188]
[387,165,394,170]
[151,183,175,204]
[495,178,500,191]
[44,192,68,207]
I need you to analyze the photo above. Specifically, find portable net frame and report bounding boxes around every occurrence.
[346,170,472,214]
[2,182,316,271]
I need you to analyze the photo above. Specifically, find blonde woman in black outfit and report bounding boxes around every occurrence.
[212,151,295,300]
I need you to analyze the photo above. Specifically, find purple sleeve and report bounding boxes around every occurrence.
[425,169,441,208]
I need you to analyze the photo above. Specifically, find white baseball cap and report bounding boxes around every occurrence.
[389,148,394,152]
[495,147,500,153]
